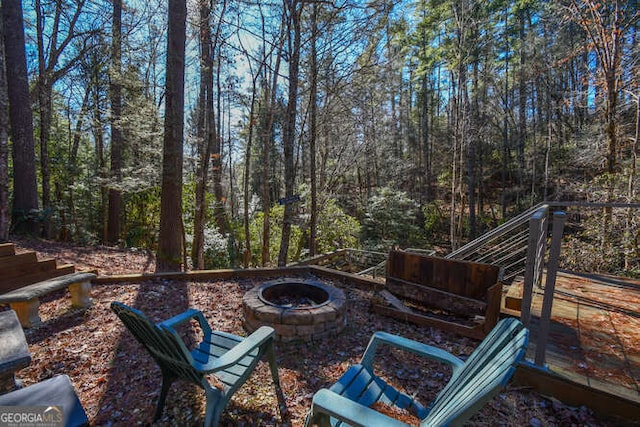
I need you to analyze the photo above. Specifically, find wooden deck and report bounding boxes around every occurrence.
[504,270,640,421]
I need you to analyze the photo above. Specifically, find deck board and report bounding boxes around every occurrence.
[503,270,640,409]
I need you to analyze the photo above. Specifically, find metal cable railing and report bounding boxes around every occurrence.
[297,204,552,284]
[446,203,549,283]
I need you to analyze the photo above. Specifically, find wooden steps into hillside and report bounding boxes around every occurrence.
[0,243,95,327]
[0,243,76,295]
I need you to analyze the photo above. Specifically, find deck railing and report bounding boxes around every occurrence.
[446,203,550,283]
[519,206,550,324]
[298,202,638,371]
[519,210,567,367]
[520,202,639,367]
[293,248,388,277]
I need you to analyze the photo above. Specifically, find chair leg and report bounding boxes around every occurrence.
[304,411,330,427]
[265,341,288,421]
[154,373,174,421]
[203,386,224,427]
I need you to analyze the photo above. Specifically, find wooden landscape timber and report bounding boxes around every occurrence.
[513,363,640,422]
[93,264,383,292]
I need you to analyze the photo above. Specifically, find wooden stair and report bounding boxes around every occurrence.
[0,243,77,295]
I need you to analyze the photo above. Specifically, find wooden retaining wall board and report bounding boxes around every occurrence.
[514,363,640,422]
[376,250,504,338]
[93,265,381,292]
[386,250,501,301]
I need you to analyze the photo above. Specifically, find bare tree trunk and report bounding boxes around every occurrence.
[35,0,51,238]
[0,14,8,241]
[65,88,91,241]
[93,84,108,243]
[626,94,639,269]
[421,74,431,202]
[568,0,630,242]
[501,5,509,219]
[108,0,123,245]
[227,88,234,219]
[261,82,273,266]
[278,0,302,267]
[35,0,90,238]
[449,71,457,250]
[240,50,264,267]
[192,0,214,270]
[242,88,256,267]
[261,10,285,267]
[518,6,527,199]
[544,114,551,201]
[2,0,40,235]
[308,3,318,257]
[468,58,478,239]
[157,0,186,272]
[37,80,52,237]
[450,2,470,251]
[213,36,228,235]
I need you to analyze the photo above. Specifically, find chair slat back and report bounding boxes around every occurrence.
[422,318,528,426]
[111,302,202,385]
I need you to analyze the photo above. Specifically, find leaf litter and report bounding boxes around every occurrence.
[7,239,628,426]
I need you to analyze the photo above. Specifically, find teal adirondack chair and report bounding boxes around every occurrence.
[111,302,286,426]
[305,317,528,427]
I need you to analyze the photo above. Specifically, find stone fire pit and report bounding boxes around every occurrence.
[242,278,347,342]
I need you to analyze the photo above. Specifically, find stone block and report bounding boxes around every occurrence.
[281,308,313,325]
[69,281,92,308]
[253,305,282,323]
[272,323,297,338]
[311,305,338,323]
[10,300,41,328]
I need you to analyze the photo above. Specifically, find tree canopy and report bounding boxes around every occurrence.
[1,0,638,274]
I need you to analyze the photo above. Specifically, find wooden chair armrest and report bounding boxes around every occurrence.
[361,331,465,374]
[179,326,275,373]
[159,308,212,335]
[309,389,409,427]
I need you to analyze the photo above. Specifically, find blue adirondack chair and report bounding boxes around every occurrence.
[305,317,528,427]
[111,302,286,426]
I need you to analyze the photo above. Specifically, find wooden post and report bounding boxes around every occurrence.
[521,206,548,327]
[534,211,566,367]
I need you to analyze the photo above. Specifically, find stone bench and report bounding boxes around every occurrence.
[0,310,31,393]
[0,272,96,328]
[0,374,88,426]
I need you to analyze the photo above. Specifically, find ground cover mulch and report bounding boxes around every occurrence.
[6,238,624,426]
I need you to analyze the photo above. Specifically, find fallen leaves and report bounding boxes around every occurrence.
[7,239,623,426]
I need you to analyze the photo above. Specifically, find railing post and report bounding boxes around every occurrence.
[521,206,548,327]
[534,211,567,367]
[536,213,549,289]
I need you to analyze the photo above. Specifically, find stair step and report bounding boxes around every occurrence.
[504,276,525,311]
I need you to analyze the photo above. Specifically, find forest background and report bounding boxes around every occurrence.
[0,0,638,274]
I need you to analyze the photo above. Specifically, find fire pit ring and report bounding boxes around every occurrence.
[243,278,347,342]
